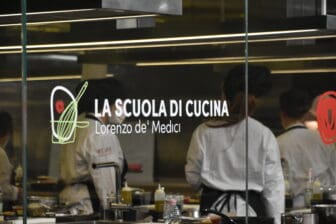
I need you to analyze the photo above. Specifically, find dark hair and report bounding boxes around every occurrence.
[76,78,125,114]
[207,64,271,127]
[223,64,271,102]
[279,89,312,119]
[0,111,13,138]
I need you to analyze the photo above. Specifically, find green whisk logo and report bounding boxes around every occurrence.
[50,82,89,144]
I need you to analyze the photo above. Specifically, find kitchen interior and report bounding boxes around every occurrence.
[0,0,336,224]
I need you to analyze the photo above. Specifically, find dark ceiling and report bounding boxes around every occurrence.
[1,0,336,180]
[0,0,336,144]
[0,0,336,78]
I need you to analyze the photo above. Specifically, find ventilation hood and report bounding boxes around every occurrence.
[0,0,182,27]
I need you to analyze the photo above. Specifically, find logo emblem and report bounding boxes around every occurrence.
[55,100,65,114]
[50,81,89,144]
[316,91,336,144]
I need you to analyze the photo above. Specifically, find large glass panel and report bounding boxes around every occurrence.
[0,80,23,218]
[10,0,336,223]
[249,1,336,224]
[2,0,252,223]
[0,0,25,222]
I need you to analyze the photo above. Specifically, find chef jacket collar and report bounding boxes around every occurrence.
[285,122,306,130]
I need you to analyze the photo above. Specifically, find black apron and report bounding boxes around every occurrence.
[200,185,267,217]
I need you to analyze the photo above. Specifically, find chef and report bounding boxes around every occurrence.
[277,89,336,208]
[59,78,127,214]
[185,65,284,224]
[0,111,19,209]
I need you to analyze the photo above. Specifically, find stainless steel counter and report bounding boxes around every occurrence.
[1,220,155,224]
[57,221,160,224]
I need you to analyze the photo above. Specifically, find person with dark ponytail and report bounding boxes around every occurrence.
[185,65,284,224]
[277,89,336,208]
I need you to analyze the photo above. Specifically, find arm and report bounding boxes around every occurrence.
[0,152,18,201]
[263,130,285,224]
[185,126,205,190]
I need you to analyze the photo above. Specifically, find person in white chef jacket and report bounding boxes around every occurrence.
[0,111,19,209]
[185,65,284,224]
[59,78,127,214]
[277,89,336,208]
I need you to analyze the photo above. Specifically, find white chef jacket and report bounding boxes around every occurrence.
[0,146,18,201]
[59,114,124,214]
[185,117,284,224]
[277,122,336,208]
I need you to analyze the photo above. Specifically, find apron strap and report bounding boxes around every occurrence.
[200,185,267,217]
[85,181,100,212]
[68,181,100,212]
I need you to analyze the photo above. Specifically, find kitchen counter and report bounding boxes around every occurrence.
[0,218,56,224]
[57,222,162,224]
[1,220,161,224]
[0,204,273,224]
[0,219,136,224]
[1,216,274,224]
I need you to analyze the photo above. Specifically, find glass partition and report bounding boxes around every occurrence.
[0,0,278,223]
[0,0,26,221]
[28,1,249,223]
[249,1,336,224]
[8,0,336,222]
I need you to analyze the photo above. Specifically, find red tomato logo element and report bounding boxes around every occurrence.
[55,100,65,114]
[316,91,336,144]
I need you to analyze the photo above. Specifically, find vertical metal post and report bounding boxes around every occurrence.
[244,0,249,224]
[20,0,28,223]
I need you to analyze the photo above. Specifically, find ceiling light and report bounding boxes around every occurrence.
[271,68,336,74]
[135,55,336,66]
[0,9,96,17]
[1,29,334,54]
[45,54,78,61]
[0,75,81,83]
[2,29,321,48]
[0,73,116,83]
[0,14,156,27]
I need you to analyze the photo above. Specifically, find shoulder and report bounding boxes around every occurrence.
[0,147,6,156]
[306,129,322,138]
[248,117,273,136]
[247,118,278,150]
[277,131,288,142]
[306,129,335,148]
[191,122,224,144]
[0,147,11,167]
[278,127,318,140]
[0,147,9,160]
[192,123,210,137]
